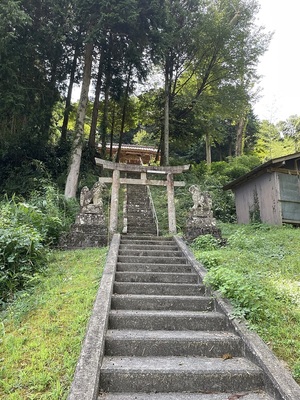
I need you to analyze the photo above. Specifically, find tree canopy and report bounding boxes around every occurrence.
[0,0,274,198]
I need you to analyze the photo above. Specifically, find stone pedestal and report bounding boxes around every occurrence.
[59,183,108,249]
[184,185,221,243]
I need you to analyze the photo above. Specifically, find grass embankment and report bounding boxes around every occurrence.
[0,247,107,400]
[191,223,300,382]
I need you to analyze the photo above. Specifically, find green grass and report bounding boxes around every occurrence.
[2,223,300,397]
[191,223,300,382]
[0,247,107,399]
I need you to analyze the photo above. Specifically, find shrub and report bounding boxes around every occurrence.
[191,234,221,251]
[29,185,79,245]
[0,185,79,303]
[204,266,266,322]
[0,226,48,303]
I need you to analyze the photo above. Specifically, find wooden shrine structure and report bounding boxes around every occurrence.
[95,158,190,237]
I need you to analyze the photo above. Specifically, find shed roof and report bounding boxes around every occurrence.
[223,152,300,191]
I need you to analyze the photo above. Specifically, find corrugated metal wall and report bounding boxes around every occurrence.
[278,173,300,223]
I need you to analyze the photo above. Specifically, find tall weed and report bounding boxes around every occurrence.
[0,226,47,303]
[0,185,79,303]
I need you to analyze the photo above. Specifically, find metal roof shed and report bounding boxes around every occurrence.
[223,152,300,225]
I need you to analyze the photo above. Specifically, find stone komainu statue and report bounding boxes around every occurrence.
[188,185,213,216]
[185,184,221,242]
[80,181,106,209]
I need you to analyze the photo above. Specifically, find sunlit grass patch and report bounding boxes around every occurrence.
[192,223,300,382]
[0,247,107,399]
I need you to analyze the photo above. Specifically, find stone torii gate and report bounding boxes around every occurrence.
[95,158,190,237]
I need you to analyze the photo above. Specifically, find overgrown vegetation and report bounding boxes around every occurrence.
[191,223,300,382]
[0,187,78,304]
[0,247,107,399]
[151,155,261,235]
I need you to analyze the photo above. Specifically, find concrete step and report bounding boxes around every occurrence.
[120,240,172,246]
[127,225,157,231]
[99,356,264,393]
[118,249,183,257]
[126,211,154,217]
[127,188,148,193]
[121,235,170,242]
[113,282,205,296]
[108,310,227,331]
[127,202,152,206]
[114,271,198,284]
[127,224,157,229]
[120,239,161,243]
[119,244,178,252]
[116,263,194,273]
[98,391,275,400]
[120,236,169,241]
[105,330,243,357]
[127,223,156,229]
[127,192,148,196]
[117,256,188,265]
[126,210,152,215]
[127,228,157,234]
[111,294,214,311]
[127,229,158,235]
[126,217,154,223]
[127,206,151,211]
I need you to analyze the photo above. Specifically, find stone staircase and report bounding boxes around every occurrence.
[126,184,158,236]
[98,235,275,399]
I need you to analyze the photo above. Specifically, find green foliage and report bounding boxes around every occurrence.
[254,119,295,162]
[29,185,79,243]
[191,234,221,251]
[193,223,300,381]
[187,156,259,223]
[293,362,300,381]
[205,266,266,322]
[1,187,78,245]
[0,186,79,303]
[0,226,47,304]
[150,155,262,231]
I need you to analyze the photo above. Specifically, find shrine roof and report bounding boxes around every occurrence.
[97,143,158,154]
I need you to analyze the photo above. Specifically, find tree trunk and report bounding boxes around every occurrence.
[88,49,104,159]
[205,131,212,167]
[235,115,247,156]
[64,41,93,199]
[100,34,113,159]
[162,57,172,166]
[116,65,132,163]
[109,102,116,160]
[155,139,161,163]
[100,78,110,159]
[61,31,82,144]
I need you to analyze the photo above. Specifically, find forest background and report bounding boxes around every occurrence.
[2,0,300,303]
[2,0,300,200]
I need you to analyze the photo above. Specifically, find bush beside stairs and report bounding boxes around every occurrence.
[96,234,277,399]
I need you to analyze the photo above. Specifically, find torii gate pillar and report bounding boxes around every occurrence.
[167,173,176,235]
[109,169,120,237]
